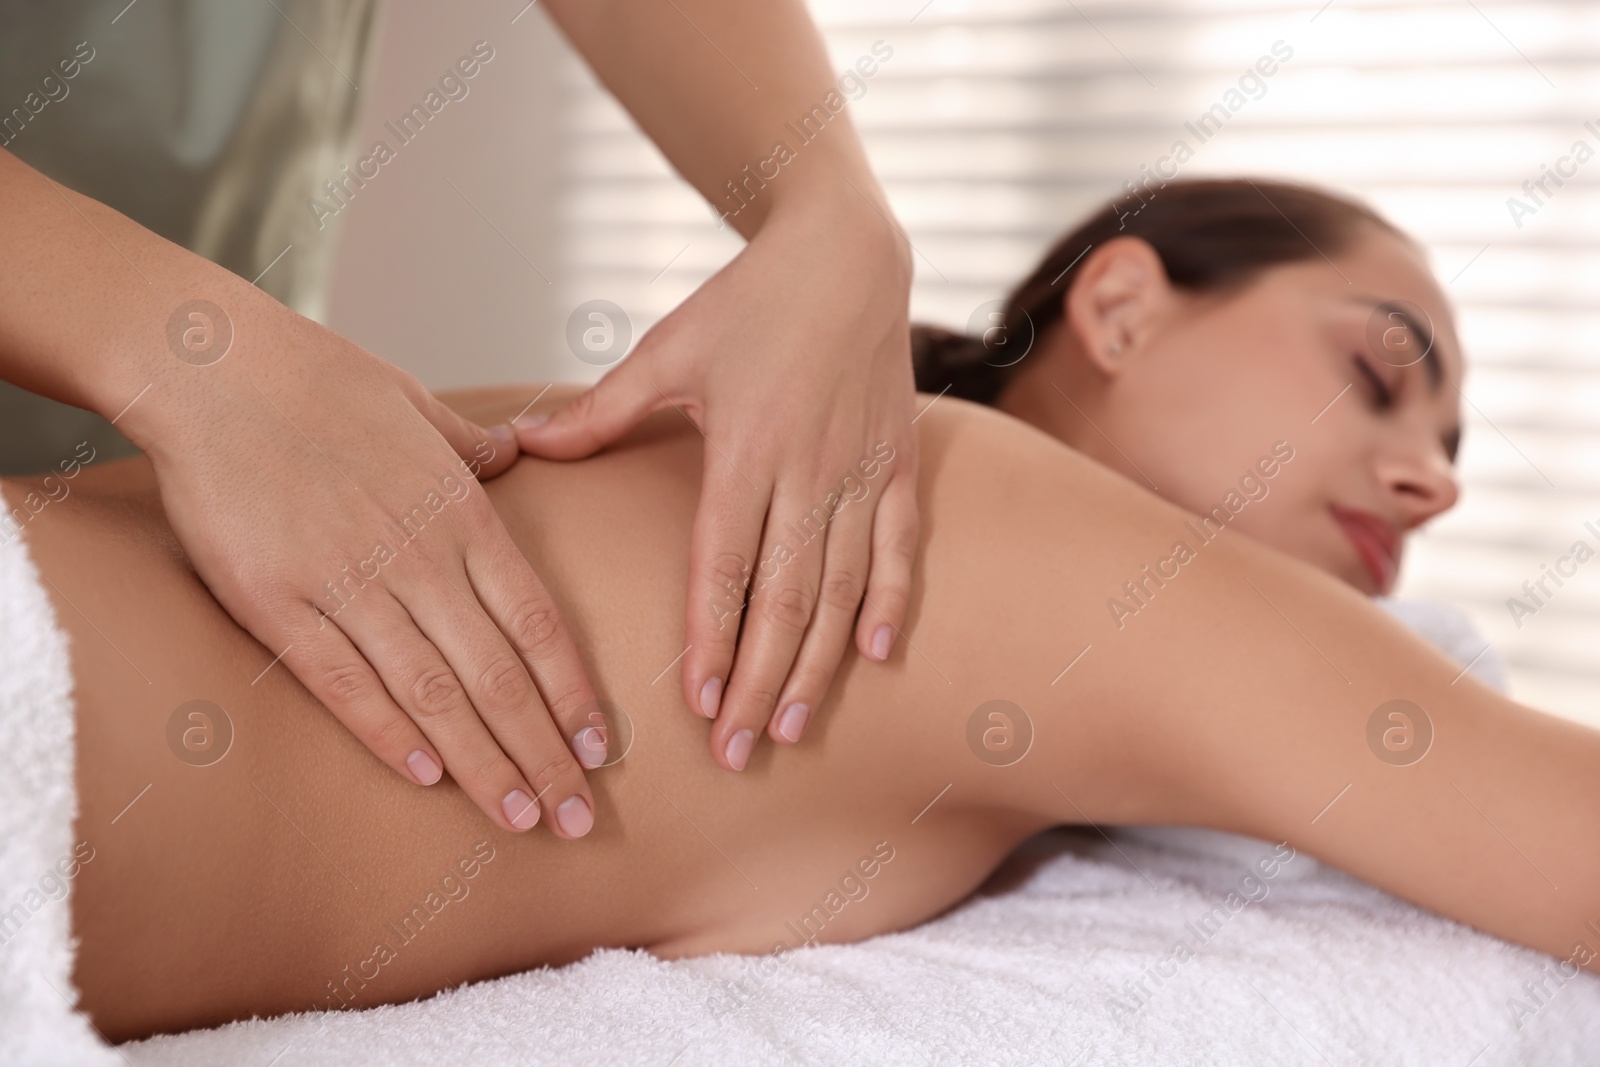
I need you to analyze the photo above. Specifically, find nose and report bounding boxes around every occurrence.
[1376,433,1459,529]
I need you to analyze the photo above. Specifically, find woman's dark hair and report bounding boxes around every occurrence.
[911,177,1410,404]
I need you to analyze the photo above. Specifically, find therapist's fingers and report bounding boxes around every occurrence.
[855,464,919,662]
[463,523,610,773]
[682,457,770,731]
[331,588,554,834]
[282,613,446,788]
[765,499,874,746]
[122,300,605,836]
[398,552,598,840]
[514,345,664,461]
[709,484,829,771]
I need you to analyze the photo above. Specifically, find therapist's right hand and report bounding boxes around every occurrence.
[128,296,603,838]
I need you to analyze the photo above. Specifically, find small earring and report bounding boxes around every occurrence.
[1107,342,1123,355]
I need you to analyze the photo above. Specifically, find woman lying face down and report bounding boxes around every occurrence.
[14,179,1594,1042]
[913,178,1464,599]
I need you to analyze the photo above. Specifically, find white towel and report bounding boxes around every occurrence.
[0,510,1590,1065]
[0,518,121,1067]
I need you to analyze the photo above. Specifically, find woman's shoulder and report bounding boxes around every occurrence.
[913,392,1135,509]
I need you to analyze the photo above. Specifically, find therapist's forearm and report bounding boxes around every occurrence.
[0,147,257,444]
[543,0,892,239]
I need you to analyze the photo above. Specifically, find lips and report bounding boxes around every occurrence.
[1331,505,1401,593]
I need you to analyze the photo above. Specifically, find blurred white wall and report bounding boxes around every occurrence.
[324,0,572,388]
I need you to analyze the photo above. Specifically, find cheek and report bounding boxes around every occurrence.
[1101,293,1368,584]
[1112,353,1290,515]
[1209,289,1351,409]
[1151,309,1341,494]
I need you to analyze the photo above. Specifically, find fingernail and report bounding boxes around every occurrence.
[407,749,443,786]
[871,625,893,660]
[556,795,593,838]
[725,728,755,771]
[487,423,515,445]
[775,703,811,743]
[514,413,549,432]
[699,677,723,719]
[503,789,540,830]
[574,725,607,769]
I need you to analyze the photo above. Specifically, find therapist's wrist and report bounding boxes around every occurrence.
[762,178,913,286]
[82,260,300,464]
[0,154,247,437]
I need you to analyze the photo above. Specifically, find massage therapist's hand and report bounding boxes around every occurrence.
[517,195,920,770]
[0,144,597,836]
[124,298,604,838]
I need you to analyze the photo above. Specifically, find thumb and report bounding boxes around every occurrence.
[515,355,663,460]
[410,387,521,480]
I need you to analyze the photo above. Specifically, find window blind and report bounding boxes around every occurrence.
[552,0,1600,726]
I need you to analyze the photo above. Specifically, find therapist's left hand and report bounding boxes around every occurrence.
[516,192,919,770]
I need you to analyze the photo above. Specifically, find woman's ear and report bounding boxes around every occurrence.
[1062,237,1177,378]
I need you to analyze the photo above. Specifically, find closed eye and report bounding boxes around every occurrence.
[1353,356,1394,410]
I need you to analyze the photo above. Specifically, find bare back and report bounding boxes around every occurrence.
[13,387,1596,1042]
[39,390,1087,1040]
